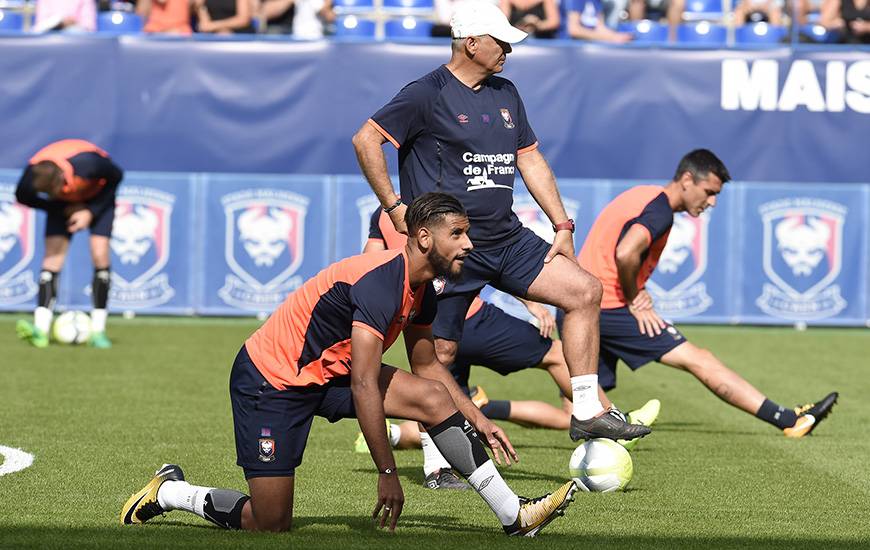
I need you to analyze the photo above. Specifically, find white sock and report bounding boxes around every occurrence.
[388,422,401,447]
[34,307,53,335]
[467,460,520,526]
[420,431,451,476]
[572,374,604,420]
[157,480,211,516]
[91,308,107,333]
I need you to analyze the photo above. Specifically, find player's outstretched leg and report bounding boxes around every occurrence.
[661,342,838,437]
[121,464,251,529]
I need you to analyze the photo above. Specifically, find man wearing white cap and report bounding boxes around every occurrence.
[353,1,650,445]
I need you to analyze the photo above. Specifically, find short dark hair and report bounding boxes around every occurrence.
[31,160,63,194]
[673,149,731,185]
[405,192,467,235]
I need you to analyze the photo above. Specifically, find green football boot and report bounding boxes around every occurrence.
[88,331,112,349]
[16,319,48,348]
[619,399,661,451]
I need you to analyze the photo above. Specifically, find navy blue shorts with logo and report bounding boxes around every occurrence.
[450,302,552,388]
[433,227,551,341]
[230,345,358,479]
[45,204,115,238]
[556,306,687,391]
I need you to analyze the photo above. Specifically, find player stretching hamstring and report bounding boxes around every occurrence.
[562,149,838,438]
[122,193,576,536]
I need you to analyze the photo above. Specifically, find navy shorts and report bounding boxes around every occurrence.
[556,306,686,391]
[433,227,550,341]
[45,204,115,238]
[450,302,552,388]
[230,345,358,479]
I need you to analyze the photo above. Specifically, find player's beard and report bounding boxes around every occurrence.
[429,246,464,282]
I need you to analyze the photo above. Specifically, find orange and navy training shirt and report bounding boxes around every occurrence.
[245,249,437,389]
[578,186,673,310]
[367,207,483,320]
[16,139,123,217]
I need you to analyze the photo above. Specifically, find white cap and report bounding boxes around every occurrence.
[450,1,528,44]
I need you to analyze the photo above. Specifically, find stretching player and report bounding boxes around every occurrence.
[121,193,576,536]
[15,139,122,349]
[356,206,661,489]
[562,149,837,438]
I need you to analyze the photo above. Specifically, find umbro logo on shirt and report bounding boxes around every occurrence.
[457,114,469,124]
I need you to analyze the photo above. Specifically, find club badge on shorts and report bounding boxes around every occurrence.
[258,438,276,462]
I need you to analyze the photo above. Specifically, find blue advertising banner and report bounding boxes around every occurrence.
[0,37,868,183]
[333,175,388,261]
[199,174,331,316]
[0,171,43,311]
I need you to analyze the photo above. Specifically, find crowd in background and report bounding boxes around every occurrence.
[0,0,867,43]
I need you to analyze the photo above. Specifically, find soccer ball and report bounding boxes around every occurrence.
[52,311,91,345]
[569,438,633,493]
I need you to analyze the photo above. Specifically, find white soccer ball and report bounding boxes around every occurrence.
[569,438,633,493]
[52,311,91,345]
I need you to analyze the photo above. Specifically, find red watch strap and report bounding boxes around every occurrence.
[553,219,575,233]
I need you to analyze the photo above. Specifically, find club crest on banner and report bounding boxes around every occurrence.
[220,189,308,311]
[106,187,175,308]
[647,211,713,317]
[0,185,37,305]
[756,198,847,320]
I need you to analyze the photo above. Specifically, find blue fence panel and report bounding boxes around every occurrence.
[63,173,197,314]
[333,175,388,261]
[0,171,43,311]
[198,174,331,316]
[739,184,868,325]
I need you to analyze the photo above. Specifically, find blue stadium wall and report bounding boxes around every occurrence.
[0,36,868,325]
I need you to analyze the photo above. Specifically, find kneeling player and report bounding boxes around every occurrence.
[15,139,122,349]
[563,149,837,438]
[121,193,576,536]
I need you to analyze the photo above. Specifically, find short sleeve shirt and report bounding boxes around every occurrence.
[578,186,673,309]
[245,249,437,389]
[369,65,538,250]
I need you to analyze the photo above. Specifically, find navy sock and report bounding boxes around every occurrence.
[480,400,511,421]
[755,399,798,429]
[38,270,59,309]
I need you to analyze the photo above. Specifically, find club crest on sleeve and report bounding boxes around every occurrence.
[647,211,713,318]
[258,438,276,462]
[500,108,515,129]
[756,198,847,320]
[0,185,37,306]
[433,277,446,295]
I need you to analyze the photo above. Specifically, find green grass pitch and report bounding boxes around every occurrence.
[1,314,868,549]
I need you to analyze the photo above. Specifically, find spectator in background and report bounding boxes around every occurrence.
[820,0,870,42]
[194,0,256,33]
[34,0,97,32]
[260,0,294,34]
[629,0,681,40]
[733,0,783,25]
[292,0,335,39]
[500,0,560,38]
[137,0,194,34]
[568,0,632,41]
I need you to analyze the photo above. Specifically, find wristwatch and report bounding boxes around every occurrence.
[553,219,575,233]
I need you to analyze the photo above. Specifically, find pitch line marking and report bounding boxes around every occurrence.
[0,445,34,476]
